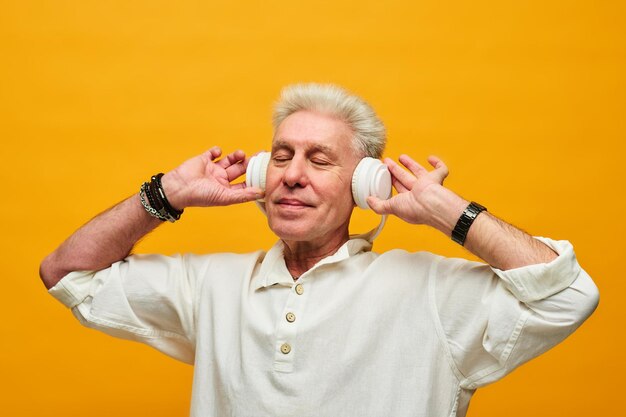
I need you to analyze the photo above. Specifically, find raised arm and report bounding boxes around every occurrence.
[367,154,557,270]
[39,147,263,289]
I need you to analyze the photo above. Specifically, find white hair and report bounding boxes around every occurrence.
[272,83,386,159]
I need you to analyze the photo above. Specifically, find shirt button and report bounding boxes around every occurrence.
[295,284,304,295]
[280,343,291,354]
[286,312,296,323]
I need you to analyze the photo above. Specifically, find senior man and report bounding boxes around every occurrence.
[40,83,598,417]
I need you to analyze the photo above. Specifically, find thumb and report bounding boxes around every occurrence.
[224,187,265,205]
[367,196,393,215]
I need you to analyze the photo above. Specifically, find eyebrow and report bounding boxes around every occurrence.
[272,140,337,158]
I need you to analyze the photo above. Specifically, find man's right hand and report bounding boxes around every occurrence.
[161,146,264,210]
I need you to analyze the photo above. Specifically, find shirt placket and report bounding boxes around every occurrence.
[273,280,308,373]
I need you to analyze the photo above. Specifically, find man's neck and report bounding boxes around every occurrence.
[282,233,350,280]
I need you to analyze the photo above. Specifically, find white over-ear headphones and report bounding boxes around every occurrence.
[245,152,271,194]
[245,152,392,209]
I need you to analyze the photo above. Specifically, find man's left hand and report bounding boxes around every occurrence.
[367,154,467,230]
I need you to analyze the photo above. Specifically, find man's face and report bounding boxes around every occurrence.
[265,110,362,244]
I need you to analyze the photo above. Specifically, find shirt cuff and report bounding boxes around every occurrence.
[48,270,96,308]
[490,237,581,303]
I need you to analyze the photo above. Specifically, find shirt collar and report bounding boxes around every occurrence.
[251,237,372,291]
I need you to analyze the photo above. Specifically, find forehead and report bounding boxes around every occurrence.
[273,110,353,152]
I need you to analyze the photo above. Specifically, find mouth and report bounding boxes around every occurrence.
[275,198,315,208]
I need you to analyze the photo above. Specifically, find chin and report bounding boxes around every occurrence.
[268,219,315,242]
[272,228,315,243]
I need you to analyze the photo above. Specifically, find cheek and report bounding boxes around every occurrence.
[264,168,280,193]
[324,176,355,208]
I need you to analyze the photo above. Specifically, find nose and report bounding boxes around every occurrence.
[282,156,309,188]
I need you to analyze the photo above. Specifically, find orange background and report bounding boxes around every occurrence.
[1,1,624,416]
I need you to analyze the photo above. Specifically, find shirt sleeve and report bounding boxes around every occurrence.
[430,237,599,389]
[48,253,198,364]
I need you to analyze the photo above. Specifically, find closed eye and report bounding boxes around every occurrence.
[272,154,292,164]
[311,158,331,166]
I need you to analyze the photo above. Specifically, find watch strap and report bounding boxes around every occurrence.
[451,201,487,246]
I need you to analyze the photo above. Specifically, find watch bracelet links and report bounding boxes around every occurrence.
[451,201,487,246]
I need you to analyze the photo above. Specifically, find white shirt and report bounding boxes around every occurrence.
[49,237,598,417]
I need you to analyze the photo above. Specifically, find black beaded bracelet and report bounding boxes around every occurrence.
[149,178,174,221]
[451,202,487,246]
[144,180,161,212]
[139,183,167,221]
[138,174,184,223]
[152,173,183,221]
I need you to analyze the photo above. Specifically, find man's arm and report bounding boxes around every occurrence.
[369,154,598,388]
[39,195,160,289]
[367,154,557,270]
[39,146,263,289]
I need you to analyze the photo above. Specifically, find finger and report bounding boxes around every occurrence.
[384,158,417,190]
[392,176,409,193]
[222,186,265,205]
[203,146,222,161]
[367,195,394,215]
[229,182,264,192]
[427,155,449,184]
[216,149,246,169]
[225,159,248,182]
[398,154,429,177]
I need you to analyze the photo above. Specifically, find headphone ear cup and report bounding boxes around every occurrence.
[351,157,392,209]
[246,152,271,191]
[258,152,270,190]
[245,155,257,188]
[351,159,367,209]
